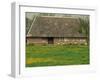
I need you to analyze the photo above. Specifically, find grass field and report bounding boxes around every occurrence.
[26,44,89,67]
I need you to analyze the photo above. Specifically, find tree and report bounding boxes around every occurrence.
[26,18,33,34]
[78,18,89,45]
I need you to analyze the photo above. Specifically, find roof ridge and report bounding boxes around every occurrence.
[39,16,78,19]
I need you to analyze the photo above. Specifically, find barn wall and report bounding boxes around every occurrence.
[26,37,87,45]
[54,37,87,45]
[26,37,48,44]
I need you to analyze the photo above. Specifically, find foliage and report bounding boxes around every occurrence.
[78,18,89,44]
[26,45,89,67]
[26,18,33,34]
[79,18,89,36]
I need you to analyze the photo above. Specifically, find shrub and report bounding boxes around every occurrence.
[27,43,34,46]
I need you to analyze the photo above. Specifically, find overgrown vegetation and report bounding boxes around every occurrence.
[78,18,89,44]
[26,45,89,67]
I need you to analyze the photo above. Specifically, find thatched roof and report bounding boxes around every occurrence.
[27,16,86,37]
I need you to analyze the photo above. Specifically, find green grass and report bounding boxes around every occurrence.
[26,44,89,67]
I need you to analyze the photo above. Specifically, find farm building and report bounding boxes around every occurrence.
[26,16,88,45]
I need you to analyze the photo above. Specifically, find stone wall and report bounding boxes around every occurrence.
[54,38,87,45]
[26,37,87,45]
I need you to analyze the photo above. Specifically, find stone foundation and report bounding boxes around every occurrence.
[26,37,87,45]
[54,38,87,45]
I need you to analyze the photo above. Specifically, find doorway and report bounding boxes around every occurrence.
[48,37,54,44]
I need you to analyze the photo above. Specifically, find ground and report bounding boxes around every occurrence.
[26,44,89,67]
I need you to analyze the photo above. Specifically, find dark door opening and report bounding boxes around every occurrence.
[48,37,54,44]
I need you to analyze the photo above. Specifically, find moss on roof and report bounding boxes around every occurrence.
[27,16,87,37]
